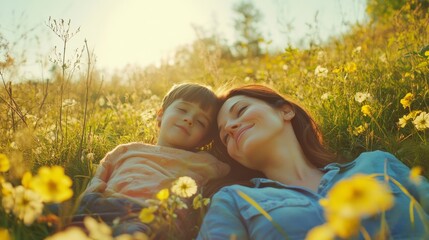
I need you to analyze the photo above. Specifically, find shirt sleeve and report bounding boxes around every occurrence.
[83,149,115,193]
[384,151,429,213]
[197,187,248,240]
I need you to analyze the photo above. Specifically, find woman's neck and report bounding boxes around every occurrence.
[261,131,323,191]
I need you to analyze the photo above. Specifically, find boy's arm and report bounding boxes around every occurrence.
[196,151,230,178]
[83,153,114,193]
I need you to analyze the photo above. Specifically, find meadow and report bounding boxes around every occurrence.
[0,1,428,239]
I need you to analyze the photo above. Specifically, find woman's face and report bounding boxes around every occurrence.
[217,95,288,169]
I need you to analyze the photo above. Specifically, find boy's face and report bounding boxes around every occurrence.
[157,99,214,150]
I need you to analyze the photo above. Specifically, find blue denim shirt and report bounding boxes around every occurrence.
[197,151,429,240]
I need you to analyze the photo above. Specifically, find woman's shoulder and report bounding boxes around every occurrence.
[212,183,256,199]
[351,150,410,173]
[354,150,399,163]
[357,150,396,158]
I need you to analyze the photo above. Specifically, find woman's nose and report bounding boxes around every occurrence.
[225,120,239,133]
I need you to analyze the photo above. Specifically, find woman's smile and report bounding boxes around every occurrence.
[235,124,254,147]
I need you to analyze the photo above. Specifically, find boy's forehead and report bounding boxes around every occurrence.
[173,99,216,116]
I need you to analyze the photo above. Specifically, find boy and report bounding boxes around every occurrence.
[74,83,229,237]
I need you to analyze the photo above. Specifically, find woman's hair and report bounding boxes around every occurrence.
[207,84,336,194]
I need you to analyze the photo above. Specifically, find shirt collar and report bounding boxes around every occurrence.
[250,160,356,188]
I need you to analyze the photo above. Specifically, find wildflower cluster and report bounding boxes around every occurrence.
[0,154,73,238]
[46,216,149,240]
[138,176,210,239]
[352,92,372,136]
[397,92,429,131]
[306,175,394,239]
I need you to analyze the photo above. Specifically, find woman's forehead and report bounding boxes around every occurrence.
[219,96,244,112]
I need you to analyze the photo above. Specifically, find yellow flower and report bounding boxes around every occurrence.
[21,171,32,188]
[305,224,335,240]
[30,166,73,203]
[361,105,372,116]
[193,193,210,210]
[397,115,408,128]
[139,207,157,224]
[0,228,11,240]
[332,67,342,74]
[115,232,149,240]
[156,188,169,201]
[12,186,44,226]
[410,166,423,185]
[45,227,90,240]
[352,123,368,136]
[400,93,414,109]
[412,111,429,131]
[320,174,394,218]
[325,212,361,238]
[1,182,15,212]
[84,216,113,240]
[344,62,357,73]
[408,110,422,119]
[171,176,197,198]
[0,154,10,172]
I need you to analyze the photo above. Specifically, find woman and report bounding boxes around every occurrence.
[198,84,429,239]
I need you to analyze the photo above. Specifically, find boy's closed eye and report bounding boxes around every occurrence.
[177,107,187,113]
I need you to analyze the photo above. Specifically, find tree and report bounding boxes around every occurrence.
[232,1,264,58]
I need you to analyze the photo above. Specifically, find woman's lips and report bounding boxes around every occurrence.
[235,124,254,146]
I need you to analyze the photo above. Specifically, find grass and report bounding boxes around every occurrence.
[0,1,428,239]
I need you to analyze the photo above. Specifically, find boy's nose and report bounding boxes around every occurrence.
[184,118,193,126]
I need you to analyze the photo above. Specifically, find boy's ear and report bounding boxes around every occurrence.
[156,109,163,127]
[281,105,295,120]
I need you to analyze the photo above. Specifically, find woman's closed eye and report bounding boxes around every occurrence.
[237,106,247,116]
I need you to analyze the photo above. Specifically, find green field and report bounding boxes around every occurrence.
[1,1,428,239]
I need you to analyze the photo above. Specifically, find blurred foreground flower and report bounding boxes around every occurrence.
[45,227,90,240]
[0,228,11,240]
[0,153,10,172]
[305,224,335,240]
[410,166,423,185]
[30,166,73,203]
[315,174,394,238]
[171,176,197,198]
[84,216,113,240]
[12,186,44,226]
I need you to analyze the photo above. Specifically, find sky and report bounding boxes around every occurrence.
[0,0,367,79]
